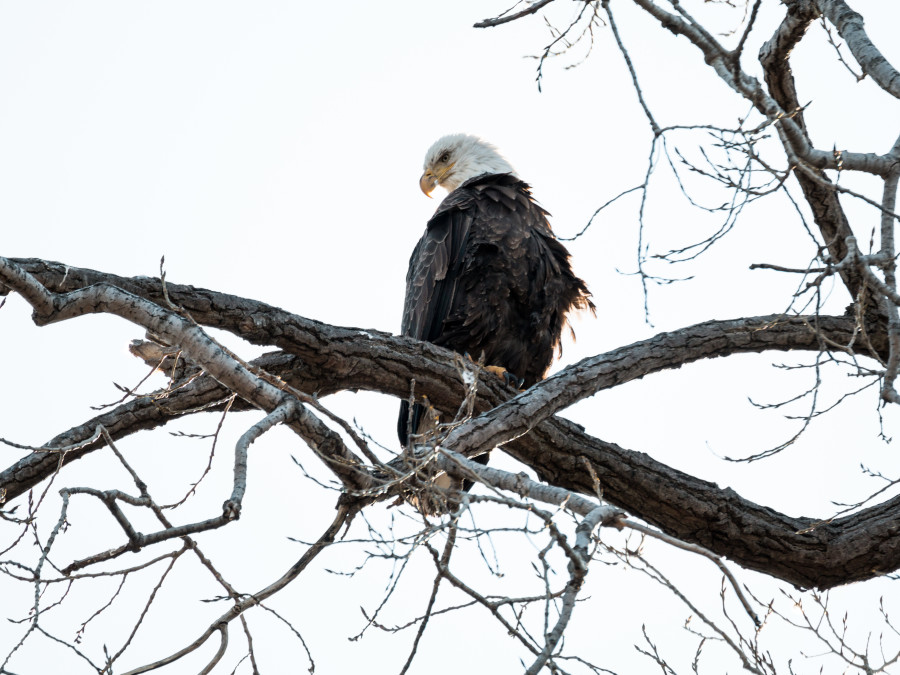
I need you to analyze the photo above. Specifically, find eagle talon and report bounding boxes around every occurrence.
[484,365,524,389]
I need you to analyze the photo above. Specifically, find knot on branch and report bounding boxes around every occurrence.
[222,500,241,521]
[129,336,197,382]
[602,509,627,530]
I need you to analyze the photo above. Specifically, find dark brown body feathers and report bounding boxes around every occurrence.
[398,173,593,446]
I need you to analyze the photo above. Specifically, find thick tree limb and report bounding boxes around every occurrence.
[1,260,895,588]
[0,257,371,492]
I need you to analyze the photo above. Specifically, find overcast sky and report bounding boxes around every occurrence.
[2,2,900,673]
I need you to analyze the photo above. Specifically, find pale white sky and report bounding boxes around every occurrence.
[2,2,900,673]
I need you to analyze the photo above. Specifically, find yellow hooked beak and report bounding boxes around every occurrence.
[419,171,437,198]
[419,162,455,198]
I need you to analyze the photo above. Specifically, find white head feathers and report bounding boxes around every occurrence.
[419,134,517,196]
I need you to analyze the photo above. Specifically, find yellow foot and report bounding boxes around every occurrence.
[485,365,508,380]
[485,365,524,389]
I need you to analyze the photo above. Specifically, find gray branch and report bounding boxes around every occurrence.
[815,0,900,99]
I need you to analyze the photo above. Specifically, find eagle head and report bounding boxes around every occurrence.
[419,134,517,197]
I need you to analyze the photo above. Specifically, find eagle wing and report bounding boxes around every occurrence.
[398,185,477,445]
[401,192,473,343]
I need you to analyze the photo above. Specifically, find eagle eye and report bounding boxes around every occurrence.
[439,151,450,164]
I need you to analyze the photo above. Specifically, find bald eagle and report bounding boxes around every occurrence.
[398,134,594,448]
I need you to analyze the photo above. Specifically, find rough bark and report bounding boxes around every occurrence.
[758,2,867,306]
[2,259,895,589]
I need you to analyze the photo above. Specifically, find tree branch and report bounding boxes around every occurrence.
[628,0,894,177]
[758,1,868,304]
[0,257,372,493]
[814,0,900,99]
[1,260,896,588]
[474,0,557,28]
